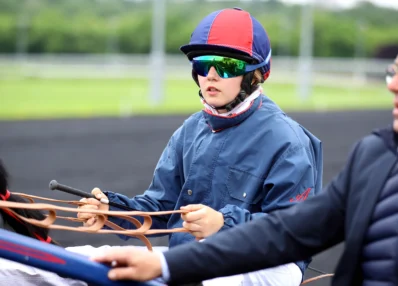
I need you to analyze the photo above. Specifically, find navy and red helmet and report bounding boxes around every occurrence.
[180,7,272,81]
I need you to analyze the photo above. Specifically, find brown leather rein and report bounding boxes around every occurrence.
[0,192,189,251]
[0,192,333,284]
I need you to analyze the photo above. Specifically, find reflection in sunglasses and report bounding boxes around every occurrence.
[192,56,249,78]
[386,63,397,85]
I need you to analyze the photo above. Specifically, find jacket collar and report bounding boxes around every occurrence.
[201,95,262,132]
[372,125,398,154]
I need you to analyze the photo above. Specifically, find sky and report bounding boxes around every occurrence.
[279,0,398,10]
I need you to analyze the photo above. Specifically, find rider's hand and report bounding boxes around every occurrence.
[90,247,162,282]
[180,204,224,240]
[77,188,109,227]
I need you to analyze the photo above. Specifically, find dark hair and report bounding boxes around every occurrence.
[0,159,60,246]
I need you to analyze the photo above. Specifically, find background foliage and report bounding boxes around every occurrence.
[1,0,397,57]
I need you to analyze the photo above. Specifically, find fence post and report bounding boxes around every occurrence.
[149,0,166,106]
[297,2,314,102]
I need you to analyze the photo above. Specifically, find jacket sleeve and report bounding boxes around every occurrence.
[163,141,361,285]
[219,143,319,230]
[103,127,184,239]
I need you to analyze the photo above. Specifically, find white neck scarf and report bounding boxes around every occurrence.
[201,87,263,117]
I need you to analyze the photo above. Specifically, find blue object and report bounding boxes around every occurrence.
[0,228,165,286]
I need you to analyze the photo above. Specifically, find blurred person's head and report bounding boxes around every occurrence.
[388,55,398,131]
[180,8,271,113]
[0,159,59,246]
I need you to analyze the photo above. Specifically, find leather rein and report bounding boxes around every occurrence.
[0,192,333,284]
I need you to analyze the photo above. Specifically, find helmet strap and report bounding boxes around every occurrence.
[194,70,257,112]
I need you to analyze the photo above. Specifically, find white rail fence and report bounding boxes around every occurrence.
[0,54,390,86]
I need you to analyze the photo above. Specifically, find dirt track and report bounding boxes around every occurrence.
[0,110,392,285]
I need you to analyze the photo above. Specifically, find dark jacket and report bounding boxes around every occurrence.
[163,127,397,286]
[361,127,398,286]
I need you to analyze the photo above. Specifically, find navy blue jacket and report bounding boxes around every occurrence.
[104,95,322,275]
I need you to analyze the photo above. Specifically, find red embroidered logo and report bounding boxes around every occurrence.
[289,188,311,202]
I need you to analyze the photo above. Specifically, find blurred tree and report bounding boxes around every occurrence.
[374,44,398,59]
[0,0,396,58]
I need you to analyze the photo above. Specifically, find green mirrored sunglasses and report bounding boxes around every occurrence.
[192,55,266,79]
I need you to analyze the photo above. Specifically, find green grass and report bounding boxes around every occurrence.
[0,78,392,120]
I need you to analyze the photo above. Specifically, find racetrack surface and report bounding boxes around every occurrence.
[0,109,392,285]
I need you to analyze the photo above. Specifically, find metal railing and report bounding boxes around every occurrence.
[0,54,390,91]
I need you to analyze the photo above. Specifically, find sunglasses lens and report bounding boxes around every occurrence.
[386,75,393,85]
[386,64,397,85]
[192,56,247,78]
